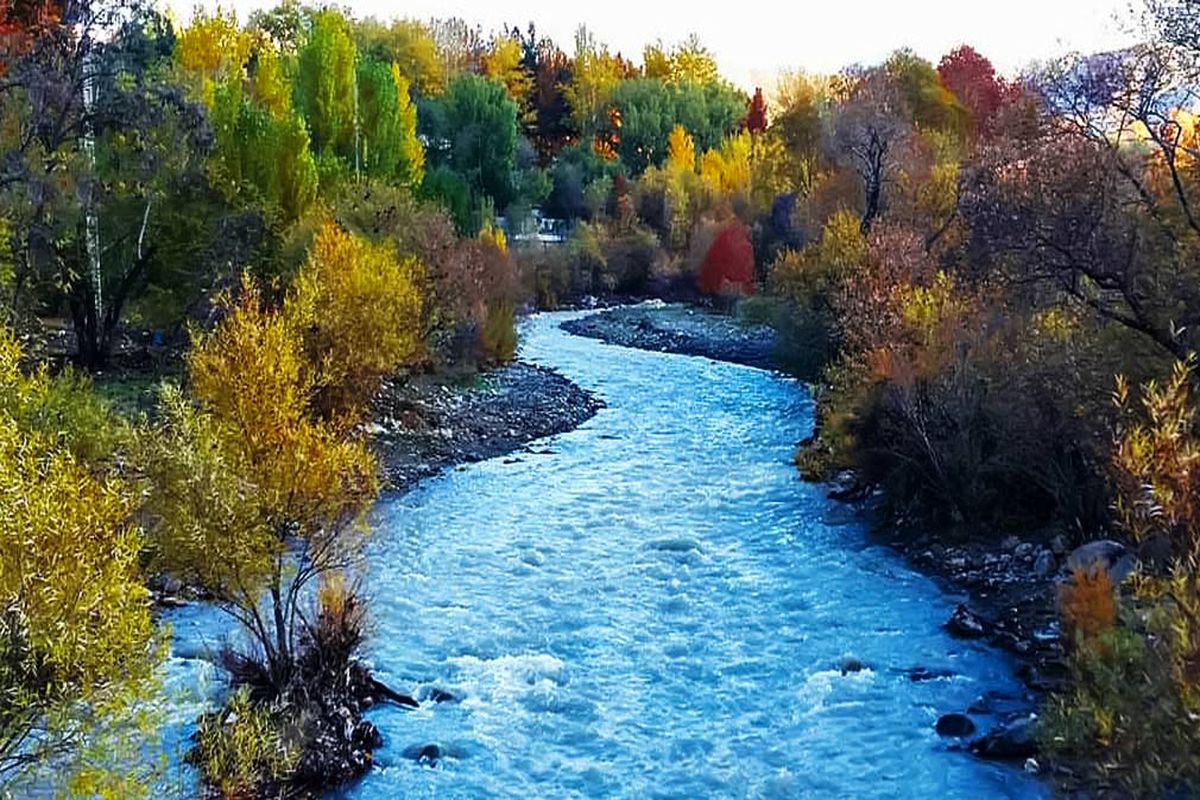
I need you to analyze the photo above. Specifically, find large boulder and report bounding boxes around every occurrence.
[936,713,977,738]
[1065,540,1134,584]
[971,716,1038,760]
[1033,550,1056,578]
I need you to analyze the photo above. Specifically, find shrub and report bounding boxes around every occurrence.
[190,688,298,799]
[142,276,379,692]
[479,302,517,363]
[517,247,575,310]
[1042,621,1196,797]
[1046,361,1200,796]
[428,233,519,365]
[1112,357,1200,562]
[1059,564,1117,645]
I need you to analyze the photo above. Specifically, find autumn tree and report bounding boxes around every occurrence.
[429,16,483,78]
[829,69,913,231]
[769,71,832,195]
[885,49,967,138]
[481,32,532,106]
[286,223,425,417]
[143,223,423,692]
[698,220,755,296]
[354,17,446,96]
[565,25,633,139]
[0,2,212,365]
[524,30,575,162]
[744,87,768,135]
[642,34,720,85]
[936,45,1011,135]
[962,99,1200,361]
[0,326,156,793]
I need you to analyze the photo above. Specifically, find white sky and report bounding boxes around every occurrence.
[165,0,1142,91]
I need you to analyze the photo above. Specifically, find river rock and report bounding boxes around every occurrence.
[945,604,990,639]
[902,666,956,682]
[1139,534,1175,570]
[353,720,383,750]
[403,743,443,764]
[1033,550,1056,578]
[936,713,977,738]
[430,688,459,704]
[1065,539,1125,571]
[971,716,1038,760]
[966,691,1033,717]
[839,656,868,675]
[1001,535,1021,552]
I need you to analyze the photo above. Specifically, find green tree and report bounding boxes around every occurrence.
[356,59,425,187]
[608,79,745,174]
[295,10,357,159]
[423,74,520,218]
[210,82,319,221]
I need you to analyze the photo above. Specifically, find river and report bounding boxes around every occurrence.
[164,309,1046,799]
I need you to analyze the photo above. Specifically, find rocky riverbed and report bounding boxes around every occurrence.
[368,361,603,492]
[560,302,777,369]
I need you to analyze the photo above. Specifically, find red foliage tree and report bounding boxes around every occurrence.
[698,221,756,296]
[743,87,768,135]
[937,45,1012,135]
[0,0,62,74]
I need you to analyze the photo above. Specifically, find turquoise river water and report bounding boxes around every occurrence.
[162,309,1047,799]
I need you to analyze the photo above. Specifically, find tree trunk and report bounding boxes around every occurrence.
[68,281,104,369]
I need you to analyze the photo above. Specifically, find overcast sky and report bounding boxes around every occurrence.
[166,0,1143,91]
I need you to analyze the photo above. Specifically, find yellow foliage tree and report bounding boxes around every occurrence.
[481,35,532,104]
[142,275,380,689]
[699,132,752,196]
[666,124,696,173]
[0,328,157,792]
[248,37,292,119]
[286,223,425,421]
[175,7,252,105]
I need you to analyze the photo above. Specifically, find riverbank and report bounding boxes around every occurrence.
[367,361,604,493]
[560,302,777,369]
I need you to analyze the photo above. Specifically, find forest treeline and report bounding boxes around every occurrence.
[3,0,1200,794]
